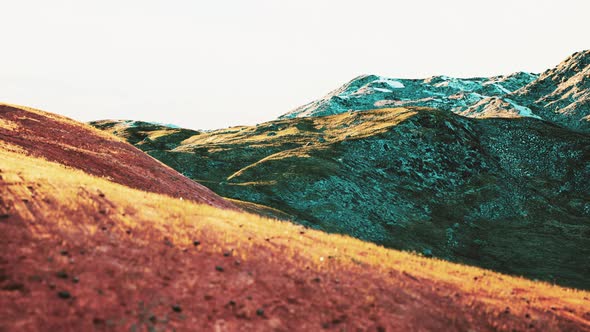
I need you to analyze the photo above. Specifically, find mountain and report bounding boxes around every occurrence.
[281,51,590,133]
[513,50,590,132]
[5,106,590,331]
[280,72,538,119]
[93,107,590,289]
[0,103,234,209]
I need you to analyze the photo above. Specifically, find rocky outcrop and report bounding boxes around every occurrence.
[512,50,590,132]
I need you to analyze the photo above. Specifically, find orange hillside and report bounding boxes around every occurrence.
[0,103,234,209]
[1,107,589,331]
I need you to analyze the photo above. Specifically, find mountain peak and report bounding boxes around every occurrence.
[280,51,589,132]
[280,72,536,120]
[511,50,590,132]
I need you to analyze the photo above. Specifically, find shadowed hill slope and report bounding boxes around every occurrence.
[95,107,590,289]
[0,103,234,209]
[1,148,589,331]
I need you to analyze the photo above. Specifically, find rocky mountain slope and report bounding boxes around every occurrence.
[6,106,590,331]
[0,103,235,209]
[513,50,590,132]
[281,50,590,133]
[280,72,538,119]
[94,107,590,289]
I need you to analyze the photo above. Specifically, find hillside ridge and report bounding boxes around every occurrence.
[94,107,590,289]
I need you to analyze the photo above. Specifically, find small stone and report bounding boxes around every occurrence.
[215,266,224,272]
[223,251,231,257]
[60,250,69,256]
[256,308,264,316]
[29,275,42,282]
[193,241,201,246]
[2,282,25,291]
[72,277,79,283]
[171,304,182,313]
[93,318,105,325]
[422,249,433,258]
[57,291,71,299]
[56,271,69,279]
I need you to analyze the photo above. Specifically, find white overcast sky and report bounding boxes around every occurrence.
[1,0,588,129]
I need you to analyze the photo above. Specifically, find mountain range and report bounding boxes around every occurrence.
[92,50,590,290]
[4,105,590,331]
[2,50,590,330]
[281,50,590,133]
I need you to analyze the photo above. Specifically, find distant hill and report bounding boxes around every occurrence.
[281,50,590,133]
[94,107,590,289]
[5,106,590,330]
[0,103,234,209]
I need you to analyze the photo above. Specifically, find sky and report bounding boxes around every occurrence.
[1,0,589,130]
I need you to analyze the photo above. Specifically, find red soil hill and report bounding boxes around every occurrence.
[0,103,234,209]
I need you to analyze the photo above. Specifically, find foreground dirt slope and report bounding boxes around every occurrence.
[1,149,589,331]
[0,103,234,209]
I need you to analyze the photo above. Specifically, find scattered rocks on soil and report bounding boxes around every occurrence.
[57,291,71,299]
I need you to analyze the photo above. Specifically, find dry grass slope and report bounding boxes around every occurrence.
[0,102,234,209]
[1,148,589,331]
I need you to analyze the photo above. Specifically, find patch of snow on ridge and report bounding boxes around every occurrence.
[493,83,511,94]
[434,78,481,91]
[373,87,393,93]
[374,76,405,89]
[504,98,542,119]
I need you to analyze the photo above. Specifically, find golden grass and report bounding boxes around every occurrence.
[226,198,293,220]
[0,118,19,131]
[2,146,589,319]
[179,107,419,150]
